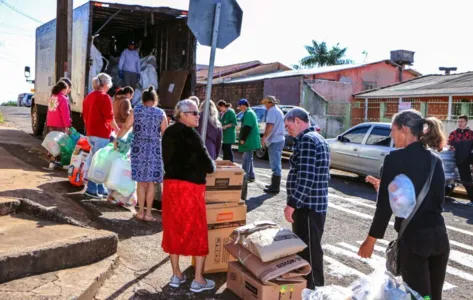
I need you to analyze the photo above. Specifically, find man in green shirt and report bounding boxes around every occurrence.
[237,99,261,182]
[217,100,237,162]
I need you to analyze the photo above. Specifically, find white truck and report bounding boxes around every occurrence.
[25,1,197,135]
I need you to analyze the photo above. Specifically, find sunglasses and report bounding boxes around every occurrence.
[183,111,199,116]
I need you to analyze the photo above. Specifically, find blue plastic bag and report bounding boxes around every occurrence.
[388,174,416,218]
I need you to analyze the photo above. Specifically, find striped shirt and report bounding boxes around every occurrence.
[286,127,330,212]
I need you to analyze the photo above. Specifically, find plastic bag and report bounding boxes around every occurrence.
[42,131,65,157]
[87,143,122,184]
[388,174,416,218]
[302,286,352,300]
[68,150,89,187]
[58,128,81,166]
[105,157,136,197]
[349,268,423,300]
[139,54,158,90]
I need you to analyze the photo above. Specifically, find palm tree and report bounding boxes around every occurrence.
[298,40,354,68]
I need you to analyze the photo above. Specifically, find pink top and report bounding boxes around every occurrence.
[46,93,71,128]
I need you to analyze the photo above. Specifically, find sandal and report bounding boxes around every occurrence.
[143,215,157,222]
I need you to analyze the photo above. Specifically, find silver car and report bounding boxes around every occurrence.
[326,122,457,194]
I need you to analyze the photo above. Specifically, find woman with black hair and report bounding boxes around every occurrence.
[217,100,237,162]
[115,86,168,222]
[113,86,133,128]
[45,80,72,169]
[358,109,450,300]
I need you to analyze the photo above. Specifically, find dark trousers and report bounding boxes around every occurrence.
[457,156,473,202]
[292,208,326,289]
[222,143,234,162]
[400,227,450,300]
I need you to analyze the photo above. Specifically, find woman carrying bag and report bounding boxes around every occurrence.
[358,109,450,300]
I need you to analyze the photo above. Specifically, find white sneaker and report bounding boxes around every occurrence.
[169,275,187,288]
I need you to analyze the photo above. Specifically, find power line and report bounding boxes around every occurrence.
[0,0,43,24]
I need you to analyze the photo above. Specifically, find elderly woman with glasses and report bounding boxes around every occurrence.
[161,99,216,293]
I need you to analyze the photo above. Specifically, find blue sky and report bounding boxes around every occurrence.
[0,0,472,103]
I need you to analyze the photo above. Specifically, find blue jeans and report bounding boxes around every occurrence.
[86,136,110,195]
[242,151,255,179]
[268,141,284,177]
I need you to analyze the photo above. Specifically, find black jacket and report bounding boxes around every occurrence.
[162,122,215,184]
[369,142,446,239]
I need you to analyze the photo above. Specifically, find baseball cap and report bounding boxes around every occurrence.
[261,95,278,104]
[238,99,249,106]
[129,40,136,45]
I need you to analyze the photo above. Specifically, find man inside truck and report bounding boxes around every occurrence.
[118,41,141,88]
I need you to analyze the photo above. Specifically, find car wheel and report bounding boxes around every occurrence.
[255,147,268,160]
[31,104,45,136]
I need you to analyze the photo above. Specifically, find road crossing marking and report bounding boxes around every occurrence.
[323,242,456,291]
[450,240,473,252]
[329,199,473,237]
[355,241,473,282]
[323,255,365,278]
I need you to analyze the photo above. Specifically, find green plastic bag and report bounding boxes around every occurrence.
[58,128,81,166]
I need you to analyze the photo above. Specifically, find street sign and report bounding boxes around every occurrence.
[187,0,243,49]
[187,0,243,143]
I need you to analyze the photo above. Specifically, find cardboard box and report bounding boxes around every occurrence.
[192,202,247,273]
[231,221,307,262]
[225,242,311,284]
[227,262,306,300]
[206,160,244,203]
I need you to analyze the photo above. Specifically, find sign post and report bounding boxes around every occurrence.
[188,0,243,142]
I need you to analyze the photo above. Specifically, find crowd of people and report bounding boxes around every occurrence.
[43,71,460,299]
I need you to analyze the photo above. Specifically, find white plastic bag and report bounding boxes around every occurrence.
[105,157,136,197]
[87,144,121,184]
[301,286,352,300]
[42,131,65,157]
[349,268,423,300]
[388,174,416,218]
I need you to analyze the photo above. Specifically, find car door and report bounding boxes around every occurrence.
[358,126,393,177]
[330,125,371,173]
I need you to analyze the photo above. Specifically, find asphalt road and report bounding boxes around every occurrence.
[2,106,473,299]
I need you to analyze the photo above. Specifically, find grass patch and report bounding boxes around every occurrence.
[1,101,17,107]
[0,112,4,124]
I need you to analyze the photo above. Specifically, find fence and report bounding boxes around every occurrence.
[350,98,472,125]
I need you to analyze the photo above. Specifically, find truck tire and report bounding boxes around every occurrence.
[31,104,46,136]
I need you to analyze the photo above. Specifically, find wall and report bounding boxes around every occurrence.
[301,83,327,132]
[195,81,264,108]
[306,79,353,136]
[305,61,418,97]
[263,76,301,106]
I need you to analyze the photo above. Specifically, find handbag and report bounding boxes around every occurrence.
[385,155,437,276]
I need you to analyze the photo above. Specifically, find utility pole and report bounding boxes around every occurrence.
[55,0,73,81]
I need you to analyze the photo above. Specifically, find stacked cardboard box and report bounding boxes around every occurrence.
[192,160,247,273]
[225,221,311,300]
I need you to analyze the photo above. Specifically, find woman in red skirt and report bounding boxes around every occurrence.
[161,99,216,293]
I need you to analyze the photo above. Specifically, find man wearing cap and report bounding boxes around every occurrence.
[237,99,261,182]
[261,96,285,193]
[119,41,141,88]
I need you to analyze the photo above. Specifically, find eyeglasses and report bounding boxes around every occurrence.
[183,111,199,116]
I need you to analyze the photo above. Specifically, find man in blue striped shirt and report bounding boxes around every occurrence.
[284,107,330,289]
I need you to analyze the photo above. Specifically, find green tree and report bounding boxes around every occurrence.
[295,40,354,69]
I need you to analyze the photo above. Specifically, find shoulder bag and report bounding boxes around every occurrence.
[385,155,437,276]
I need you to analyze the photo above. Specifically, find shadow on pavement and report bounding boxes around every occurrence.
[246,193,276,213]
[132,265,238,300]
[443,197,473,225]
[329,172,377,202]
[105,257,170,300]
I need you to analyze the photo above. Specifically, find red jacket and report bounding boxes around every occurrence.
[82,91,114,139]
[46,93,71,128]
